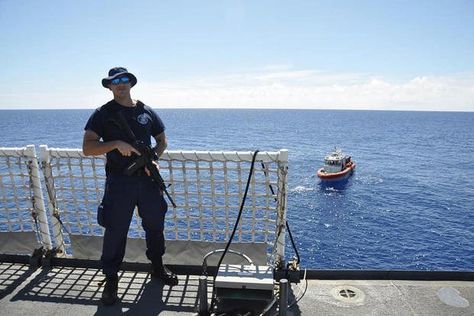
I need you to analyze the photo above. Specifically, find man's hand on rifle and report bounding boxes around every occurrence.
[115,140,141,157]
[144,161,160,177]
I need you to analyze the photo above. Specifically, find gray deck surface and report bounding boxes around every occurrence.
[0,262,473,315]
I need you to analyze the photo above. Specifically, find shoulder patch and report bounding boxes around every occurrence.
[137,113,152,125]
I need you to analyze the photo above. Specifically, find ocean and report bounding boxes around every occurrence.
[1,109,473,271]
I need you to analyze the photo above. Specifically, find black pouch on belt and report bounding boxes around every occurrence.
[97,202,106,227]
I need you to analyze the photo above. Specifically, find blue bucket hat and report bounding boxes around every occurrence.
[102,67,137,88]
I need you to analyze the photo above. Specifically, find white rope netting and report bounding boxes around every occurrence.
[159,151,286,247]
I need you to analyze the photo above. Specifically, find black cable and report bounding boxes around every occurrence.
[286,221,300,264]
[208,150,260,313]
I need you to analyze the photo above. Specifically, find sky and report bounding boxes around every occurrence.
[0,0,473,111]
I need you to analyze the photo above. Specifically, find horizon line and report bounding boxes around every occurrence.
[0,107,473,113]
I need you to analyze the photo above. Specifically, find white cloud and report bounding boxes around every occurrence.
[134,70,474,111]
[1,69,473,111]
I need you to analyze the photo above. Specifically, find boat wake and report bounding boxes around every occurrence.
[290,185,315,193]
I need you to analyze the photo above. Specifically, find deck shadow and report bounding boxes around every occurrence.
[0,263,36,300]
[10,266,197,313]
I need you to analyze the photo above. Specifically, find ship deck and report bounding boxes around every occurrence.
[0,261,473,316]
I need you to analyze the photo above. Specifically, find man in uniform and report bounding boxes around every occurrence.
[83,67,178,306]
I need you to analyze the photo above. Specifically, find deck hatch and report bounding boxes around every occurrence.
[339,288,356,298]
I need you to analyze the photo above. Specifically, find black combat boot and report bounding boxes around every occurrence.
[101,274,119,305]
[152,257,179,286]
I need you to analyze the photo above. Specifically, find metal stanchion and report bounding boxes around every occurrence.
[198,275,209,315]
[279,278,288,316]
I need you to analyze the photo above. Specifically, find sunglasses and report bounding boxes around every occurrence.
[110,76,130,85]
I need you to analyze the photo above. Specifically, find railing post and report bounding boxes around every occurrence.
[39,145,66,256]
[279,278,288,316]
[198,275,209,315]
[276,149,288,264]
[25,145,53,250]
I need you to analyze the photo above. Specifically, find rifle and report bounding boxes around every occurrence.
[113,111,176,208]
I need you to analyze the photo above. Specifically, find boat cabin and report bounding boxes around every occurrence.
[322,149,351,173]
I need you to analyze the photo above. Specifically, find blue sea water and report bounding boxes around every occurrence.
[1,109,473,271]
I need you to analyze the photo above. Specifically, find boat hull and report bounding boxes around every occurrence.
[317,162,356,182]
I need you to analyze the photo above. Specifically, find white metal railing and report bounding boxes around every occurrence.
[1,145,288,264]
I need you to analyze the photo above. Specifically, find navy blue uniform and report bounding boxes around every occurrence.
[84,100,167,277]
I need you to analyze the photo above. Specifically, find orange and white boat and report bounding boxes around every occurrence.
[317,148,355,181]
